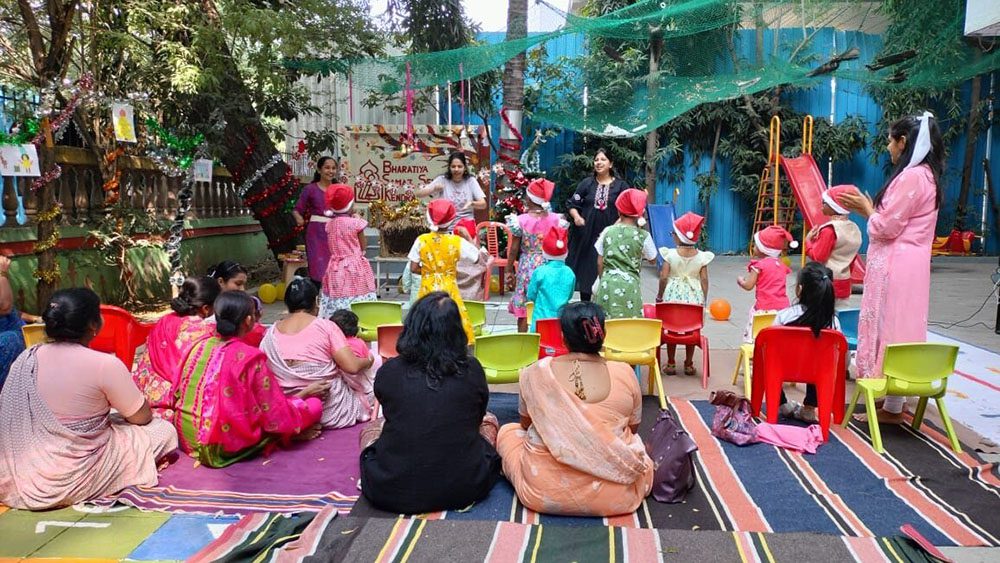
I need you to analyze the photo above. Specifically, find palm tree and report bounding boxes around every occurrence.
[500,0,528,171]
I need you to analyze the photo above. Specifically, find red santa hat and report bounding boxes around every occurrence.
[672,211,705,245]
[324,183,354,216]
[822,184,859,216]
[615,188,648,226]
[526,178,555,210]
[426,198,457,232]
[541,226,569,261]
[754,225,798,258]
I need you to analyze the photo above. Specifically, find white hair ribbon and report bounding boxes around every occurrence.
[905,111,934,170]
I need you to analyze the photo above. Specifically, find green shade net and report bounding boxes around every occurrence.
[284,0,1000,137]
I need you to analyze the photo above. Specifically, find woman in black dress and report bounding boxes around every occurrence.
[359,291,500,514]
[565,148,629,301]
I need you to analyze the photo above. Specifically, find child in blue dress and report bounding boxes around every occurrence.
[526,226,575,332]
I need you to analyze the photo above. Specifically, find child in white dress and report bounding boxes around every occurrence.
[656,212,713,376]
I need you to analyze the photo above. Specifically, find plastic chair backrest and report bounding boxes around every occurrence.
[22,324,46,347]
[750,312,776,340]
[654,302,704,334]
[535,318,564,349]
[477,221,512,261]
[882,343,958,394]
[754,326,846,380]
[89,305,153,368]
[838,308,859,340]
[525,301,534,325]
[350,301,402,331]
[377,324,404,359]
[475,333,540,372]
[465,300,487,329]
[603,318,663,354]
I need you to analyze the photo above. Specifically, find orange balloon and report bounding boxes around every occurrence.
[709,298,731,321]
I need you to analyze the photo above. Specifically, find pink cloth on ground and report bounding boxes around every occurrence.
[37,342,146,422]
[755,422,825,454]
[748,257,791,310]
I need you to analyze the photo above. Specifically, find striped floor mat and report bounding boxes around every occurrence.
[350,395,1000,547]
[193,506,944,563]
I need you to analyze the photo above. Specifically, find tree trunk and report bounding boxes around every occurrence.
[644,31,663,199]
[194,0,299,254]
[499,0,528,172]
[956,74,983,232]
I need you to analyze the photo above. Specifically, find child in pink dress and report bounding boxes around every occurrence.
[737,225,795,342]
[507,178,565,332]
[320,184,377,318]
[329,309,379,408]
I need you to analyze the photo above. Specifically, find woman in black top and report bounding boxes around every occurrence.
[565,148,629,301]
[359,292,500,514]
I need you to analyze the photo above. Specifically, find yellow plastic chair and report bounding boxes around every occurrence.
[22,324,46,346]
[730,312,776,397]
[602,318,666,409]
[474,333,540,384]
[465,300,489,337]
[350,301,403,342]
[525,301,534,327]
[842,343,962,454]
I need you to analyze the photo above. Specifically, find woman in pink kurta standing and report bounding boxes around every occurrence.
[839,112,944,423]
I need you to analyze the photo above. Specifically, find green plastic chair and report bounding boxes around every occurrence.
[474,333,540,384]
[350,301,403,342]
[842,343,961,453]
[465,300,489,337]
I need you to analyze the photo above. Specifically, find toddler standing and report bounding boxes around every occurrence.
[806,185,862,307]
[526,226,575,332]
[507,178,564,332]
[319,184,377,318]
[656,212,714,375]
[738,225,795,342]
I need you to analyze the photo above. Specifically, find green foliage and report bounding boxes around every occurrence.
[87,203,171,305]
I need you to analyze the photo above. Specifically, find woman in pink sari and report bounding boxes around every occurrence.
[0,288,177,510]
[174,291,326,468]
[133,276,220,420]
[497,302,654,516]
[839,112,944,423]
[260,278,374,429]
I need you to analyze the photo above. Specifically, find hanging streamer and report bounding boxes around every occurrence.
[348,72,354,124]
[459,63,466,127]
[405,62,414,150]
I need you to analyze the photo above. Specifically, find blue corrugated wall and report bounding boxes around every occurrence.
[466,29,1000,255]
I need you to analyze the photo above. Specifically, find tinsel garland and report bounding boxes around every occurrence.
[0,120,39,145]
[144,118,204,155]
[32,229,61,253]
[30,164,62,192]
[34,263,61,285]
[236,153,283,198]
[31,73,94,146]
[244,168,294,206]
[267,223,305,249]
[232,130,258,183]
[35,203,62,222]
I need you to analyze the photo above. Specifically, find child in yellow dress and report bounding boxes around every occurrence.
[406,199,479,343]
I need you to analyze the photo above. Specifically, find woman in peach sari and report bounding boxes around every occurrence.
[497,302,654,517]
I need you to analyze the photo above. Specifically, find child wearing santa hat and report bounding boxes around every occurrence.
[526,226,576,332]
[507,178,566,332]
[593,189,657,319]
[806,185,862,306]
[656,211,714,376]
[737,225,795,342]
[407,198,481,342]
[319,184,377,318]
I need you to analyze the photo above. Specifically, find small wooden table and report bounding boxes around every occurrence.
[281,257,307,285]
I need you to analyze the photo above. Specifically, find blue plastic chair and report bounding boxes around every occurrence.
[839,308,859,351]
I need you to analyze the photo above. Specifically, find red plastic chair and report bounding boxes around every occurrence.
[377,324,404,361]
[535,318,567,359]
[645,302,711,389]
[477,221,512,296]
[89,305,155,369]
[751,326,848,441]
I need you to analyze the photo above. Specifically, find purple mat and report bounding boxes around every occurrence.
[99,424,363,516]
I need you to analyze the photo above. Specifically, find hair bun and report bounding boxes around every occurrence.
[216,318,238,335]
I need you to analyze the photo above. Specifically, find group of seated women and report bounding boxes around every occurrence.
[0,264,654,518]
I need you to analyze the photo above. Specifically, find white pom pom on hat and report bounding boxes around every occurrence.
[789,240,799,249]
[557,240,564,249]
[638,217,647,227]
[323,210,334,217]
[686,230,694,238]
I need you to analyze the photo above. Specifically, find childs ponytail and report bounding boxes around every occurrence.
[787,262,835,337]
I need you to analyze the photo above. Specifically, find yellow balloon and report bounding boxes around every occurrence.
[489,275,500,293]
[258,283,277,304]
[274,282,287,300]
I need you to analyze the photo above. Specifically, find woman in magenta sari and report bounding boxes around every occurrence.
[174,291,327,467]
[132,276,220,420]
[839,112,944,423]
[292,157,337,282]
